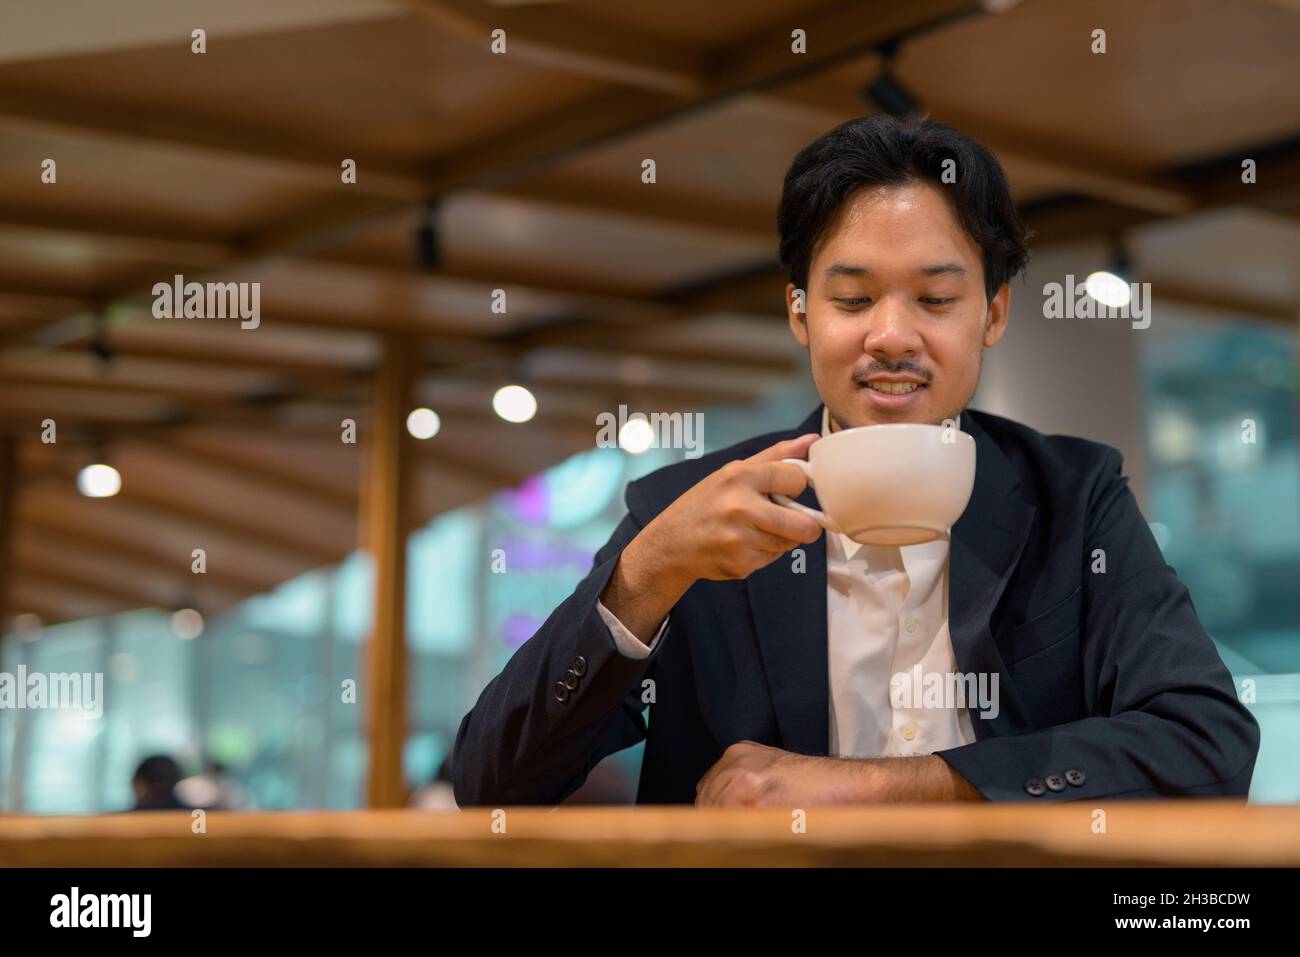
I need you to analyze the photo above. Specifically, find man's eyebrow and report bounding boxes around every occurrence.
[824,262,868,278]
[823,262,968,278]
[920,262,967,277]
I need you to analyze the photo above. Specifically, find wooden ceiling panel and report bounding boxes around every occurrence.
[0,384,174,423]
[10,579,133,621]
[566,0,831,48]
[530,95,833,224]
[165,429,362,502]
[0,347,283,398]
[0,14,602,165]
[1131,208,1300,315]
[105,442,356,551]
[14,533,244,612]
[99,314,378,369]
[18,485,315,586]
[904,0,1300,168]
[0,126,324,233]
[437,189,774,293]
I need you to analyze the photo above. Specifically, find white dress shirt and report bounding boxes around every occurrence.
[598,407,976,759]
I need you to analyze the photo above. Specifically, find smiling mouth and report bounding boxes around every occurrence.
[863,381,925,395]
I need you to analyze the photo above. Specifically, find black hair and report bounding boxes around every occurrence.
[133,754,182,790]
[778,114,1030,302]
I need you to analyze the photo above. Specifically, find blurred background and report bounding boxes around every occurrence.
[0,0,1296,812]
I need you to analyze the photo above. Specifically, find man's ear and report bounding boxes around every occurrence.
[786,282,809,348]
[983,283,1010,347]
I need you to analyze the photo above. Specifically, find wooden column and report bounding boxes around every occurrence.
[0,437,16,634]
[363,333,415,808]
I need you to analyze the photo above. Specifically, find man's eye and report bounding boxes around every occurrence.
[921,297,956,306]
[834,298,870,307]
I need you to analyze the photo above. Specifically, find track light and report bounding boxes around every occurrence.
[862,37,923,119]
[414,202,440,271]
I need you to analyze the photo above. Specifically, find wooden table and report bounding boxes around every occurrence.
[3,802,1299,867]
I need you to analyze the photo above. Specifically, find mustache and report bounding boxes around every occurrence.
[853,359,933,384]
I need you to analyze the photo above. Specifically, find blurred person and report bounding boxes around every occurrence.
[410,759,457,810]
[176,759,250,810]
[452,114,1259,808]
[130,754,191,811]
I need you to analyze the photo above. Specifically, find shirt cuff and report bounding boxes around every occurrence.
[596,599,668,659]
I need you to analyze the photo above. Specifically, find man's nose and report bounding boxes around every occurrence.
[863,296,923,359]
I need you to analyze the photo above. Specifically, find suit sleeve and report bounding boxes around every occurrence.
[936,448,1260,802]
[451,479,666,806]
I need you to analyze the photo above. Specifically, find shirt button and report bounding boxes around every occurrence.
[904,618,919,634]
[900,723,918,741]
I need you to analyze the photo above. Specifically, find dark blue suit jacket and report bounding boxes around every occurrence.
[453,405,1259,805]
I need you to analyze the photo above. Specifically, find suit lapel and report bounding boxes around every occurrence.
[948,412,1038,736]
[746,405,830,755]
[745,405,1039,754]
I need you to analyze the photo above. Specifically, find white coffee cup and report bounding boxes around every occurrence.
[772,423,976,546]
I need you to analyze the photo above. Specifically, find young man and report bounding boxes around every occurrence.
[452,115,1259,807]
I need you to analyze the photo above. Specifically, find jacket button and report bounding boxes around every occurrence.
[572,656,588,677]
[1024,778,1047,797]
[1045,773,1066,792]
[563,670,580,691]
[1065,768,1086,787]
[553,681,570,703]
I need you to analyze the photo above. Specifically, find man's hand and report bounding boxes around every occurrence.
[695,741,987,806]
[599,434,824,645]
[695,741,872,807]
[654,432,824,584]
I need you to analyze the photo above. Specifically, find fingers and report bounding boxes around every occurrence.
[711,771,758,808]
[754,459,809,498]
[751,501,822,543]
[745,433,819,465]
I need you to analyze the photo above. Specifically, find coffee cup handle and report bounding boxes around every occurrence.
[770,458,843,534]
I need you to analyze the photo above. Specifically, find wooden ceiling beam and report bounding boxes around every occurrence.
[0,0,401,64]
[9,583,125,623]
[128,438,359,513]
[19,512,279,595]
[29,464,345,567]
[763,85,1198,217]
[1136,277,1299,326]
[15,556,157,610]
[405,0,708,96]
[0,89,429,201]
[15,537,243,609]
[415,440,530,488]
[4,590,69,628]
[0,200,235,265]
[232,0,986,270]
[55,337,371,382]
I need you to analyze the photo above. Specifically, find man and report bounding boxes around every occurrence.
[129,755,192,811]
[452,115,1259,807]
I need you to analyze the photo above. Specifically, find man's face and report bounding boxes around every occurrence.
[786,181,1010,430]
